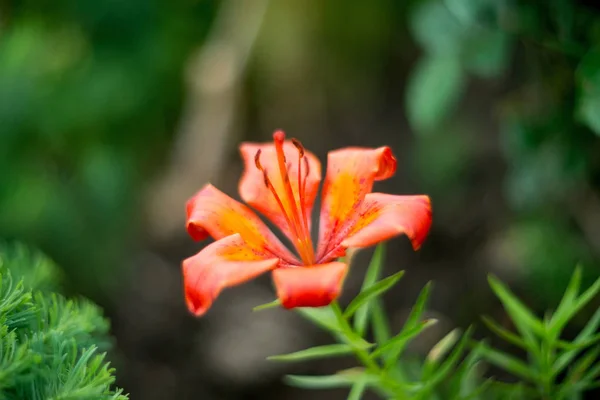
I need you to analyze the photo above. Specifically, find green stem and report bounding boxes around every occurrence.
[538,337,556,398]
[329,301,408,399]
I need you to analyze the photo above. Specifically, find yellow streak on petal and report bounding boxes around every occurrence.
[325,172,363,228]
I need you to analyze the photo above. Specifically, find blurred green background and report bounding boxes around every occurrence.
[1,0,600,398]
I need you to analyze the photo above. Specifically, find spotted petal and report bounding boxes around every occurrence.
[342,193,432,250]
[186,184,298,264]
[239,139,321,243]
[317,147,397,260]
[272,262,348,309]
[183,234,280,316]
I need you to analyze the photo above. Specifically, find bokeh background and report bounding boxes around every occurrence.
[2,0,600,398]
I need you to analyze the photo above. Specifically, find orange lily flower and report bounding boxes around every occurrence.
[183,131,432,316]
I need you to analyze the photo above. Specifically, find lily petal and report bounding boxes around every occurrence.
[239,140,322,242]
[341,193,432,250]
[272,262,348,309]
[317,147,397,260]
[183,234,280,316]
[186,184,298,263]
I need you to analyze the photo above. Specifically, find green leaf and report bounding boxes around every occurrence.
[553,305,600,377]
[581,359,600,385]
[556,333,600,351]
[549,266,582,338]
[284,368,378,389]
[576,49,600,135]
[443,0,489,25]
[476,342,538,382]
[461,378,493,400]
[422,327,473,389]
[329,302,374,350]
[569,274,600,320]
[481,315,528,350]
[463,28,511,78]
[268,343,370,362]
[558,345,600,398]
[426,328,461,364]
[406,55,466,134]
[371,319,438,359]
[354,244,386,336]
[296,307,341,333]
[577,94,600,135]
[404,282,433,331]
[410,0,466,55]
[347,376,369,400]
[449,348,486,398]
[384,282,433,369]
[488,381,536,398]
[253,299,281,312]
[344,271,404,319]
[371,298,391,344]
[487,275,545,338]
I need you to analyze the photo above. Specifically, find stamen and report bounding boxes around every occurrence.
[292,138,304,157]
[255,150,270,188]
[293,139,312,257]
[303,157,310,181]
[254,149,263,169]
[273,132,315,264]
[255,149,295,223]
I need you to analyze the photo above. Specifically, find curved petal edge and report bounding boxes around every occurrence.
[341,193,432,251]
[317,146,398,259]
[185,183,298,264]
[272,262,348,309]
[183,234,280,316]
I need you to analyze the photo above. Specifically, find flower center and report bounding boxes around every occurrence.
[254,131,315,265]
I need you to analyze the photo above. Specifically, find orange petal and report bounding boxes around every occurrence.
[342,193,432,250]
[239,140,322,243]
[272,262,347,309]
[186,184,298,264]
[317,147,397,259]
[183,234,280,316]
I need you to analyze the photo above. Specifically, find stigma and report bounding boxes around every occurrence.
[254,131,315,265]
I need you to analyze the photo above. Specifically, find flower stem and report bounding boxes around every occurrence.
[329,301,408,399]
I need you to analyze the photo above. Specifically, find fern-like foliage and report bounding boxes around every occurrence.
[0,243,127,400]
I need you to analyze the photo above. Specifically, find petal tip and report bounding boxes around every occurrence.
[185,291,211,317]
[409,195,432,250]
[182,258,213,317]
[186,221,209,241]
[375,146,397,181]
[185,185,217,241]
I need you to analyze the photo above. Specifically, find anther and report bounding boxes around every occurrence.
[291,138,305,158]
[255,150,270,188]
[303,157,310,178]
[254,149,263,170]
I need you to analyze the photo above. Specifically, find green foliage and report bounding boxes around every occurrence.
[406,0,510,135]
[0,243,126,399]
[0,0,216,297]
[407,0,600,304]
[406,54,466,133]
[481,266,600,399]
[268,245,478,399]
[262,244,600,399]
